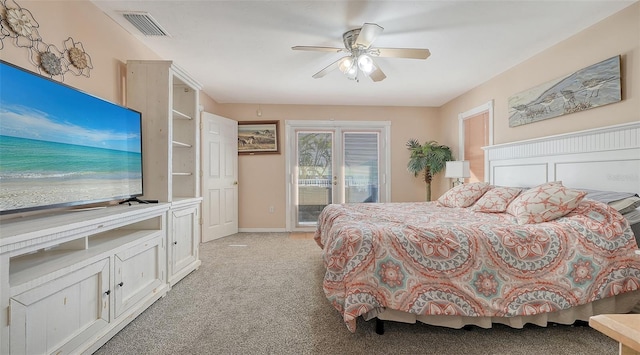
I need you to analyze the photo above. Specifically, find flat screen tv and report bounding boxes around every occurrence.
[0,60,143,215]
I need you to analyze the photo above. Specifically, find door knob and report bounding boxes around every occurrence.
[233,181,238,185]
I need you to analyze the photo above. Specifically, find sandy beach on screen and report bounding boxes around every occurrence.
[0,178,142,211]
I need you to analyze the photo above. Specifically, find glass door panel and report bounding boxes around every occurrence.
[344,132,379,203]
[288,122,388,230]
[296,131,333,226]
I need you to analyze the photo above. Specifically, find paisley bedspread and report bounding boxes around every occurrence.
[313,200,640,332]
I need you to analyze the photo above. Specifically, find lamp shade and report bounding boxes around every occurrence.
[445,161,470,179]
[357,54,374,73]
[339,56,354,73]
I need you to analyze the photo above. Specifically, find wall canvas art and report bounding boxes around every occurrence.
[238,120,279,154]
[508,56,621,127]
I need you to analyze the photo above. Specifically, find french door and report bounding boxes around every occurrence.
[285,121,390,231]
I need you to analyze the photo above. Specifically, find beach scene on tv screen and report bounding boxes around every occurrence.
[0,63,142,213]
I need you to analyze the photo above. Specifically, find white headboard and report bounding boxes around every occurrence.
[484,122,640,194]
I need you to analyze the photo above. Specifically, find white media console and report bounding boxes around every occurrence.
[0,203,187,354]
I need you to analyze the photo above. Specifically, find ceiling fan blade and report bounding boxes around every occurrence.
[368,62,386,82]
[312,56,350,78]
[355,23,383,49]
[292,46,345,53]
[374,48,431,60]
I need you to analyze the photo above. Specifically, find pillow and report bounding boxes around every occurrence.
[473,186,522,213]
[437,182,491,208]
[609,196,640,215]
[507,182,586,224]
[506,181,561,216]
[582,189,640,214]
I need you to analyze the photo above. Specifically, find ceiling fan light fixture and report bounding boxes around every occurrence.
[345,65,358,80]
[339,56,354,73]
[357,54,374,74]
[292,22,430,83]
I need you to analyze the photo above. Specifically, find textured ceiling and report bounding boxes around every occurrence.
[91,1,636,107]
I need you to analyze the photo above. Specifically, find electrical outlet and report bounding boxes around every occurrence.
[268,206,275,213]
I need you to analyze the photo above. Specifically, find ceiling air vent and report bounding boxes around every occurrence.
[122,12,169,37]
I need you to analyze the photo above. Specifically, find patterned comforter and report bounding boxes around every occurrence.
[314,200,640,332]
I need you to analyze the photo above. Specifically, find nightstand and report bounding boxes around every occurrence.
[589,314,640,355]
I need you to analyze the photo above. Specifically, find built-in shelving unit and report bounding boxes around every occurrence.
[126,60,202,287]
[126,60,201,203]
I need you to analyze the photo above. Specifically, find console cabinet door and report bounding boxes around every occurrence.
[114,235,165,318]
[10,259,110,355]
[170,205,199,280]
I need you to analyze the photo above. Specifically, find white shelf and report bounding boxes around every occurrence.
[172,140,192,148]
[9,229,162,295]
[172,109,192,120]
[172,172,193,176]
[0,203,168,255]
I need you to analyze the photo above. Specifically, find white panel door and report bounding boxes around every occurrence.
[114,235,164,318]
[201,112,238,242]
[171,205,198,275]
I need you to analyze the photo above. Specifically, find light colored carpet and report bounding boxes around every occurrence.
[94,232,617,355]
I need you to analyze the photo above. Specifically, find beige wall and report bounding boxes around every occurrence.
[1,0,222,113]
[439,2,639,147]
[215,104,441,229]
[2,1,159,104]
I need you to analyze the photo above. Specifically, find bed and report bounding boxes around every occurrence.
[314,122,640,333]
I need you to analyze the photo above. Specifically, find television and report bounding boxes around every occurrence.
[0,60,143,215]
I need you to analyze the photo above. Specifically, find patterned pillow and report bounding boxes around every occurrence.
[505,182,562,216]
[437,182,491,208]
[507,182,586,224]
[473,186,522,213]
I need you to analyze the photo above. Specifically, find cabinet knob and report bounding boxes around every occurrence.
[174,241,178,245]
[104,290,111,295]
[118,282,124,287]
[233,181,238,185]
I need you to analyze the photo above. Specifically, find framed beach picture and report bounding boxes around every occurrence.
[508,55,621,127]
[237,120,280,155]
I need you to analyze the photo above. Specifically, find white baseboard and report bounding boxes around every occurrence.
[238,228,288,233]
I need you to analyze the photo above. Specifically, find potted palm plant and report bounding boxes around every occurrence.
[406,139,454,201]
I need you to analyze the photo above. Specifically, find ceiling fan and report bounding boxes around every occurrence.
[292,23,430,82]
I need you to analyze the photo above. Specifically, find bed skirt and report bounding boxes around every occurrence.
[363,290,640,329]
